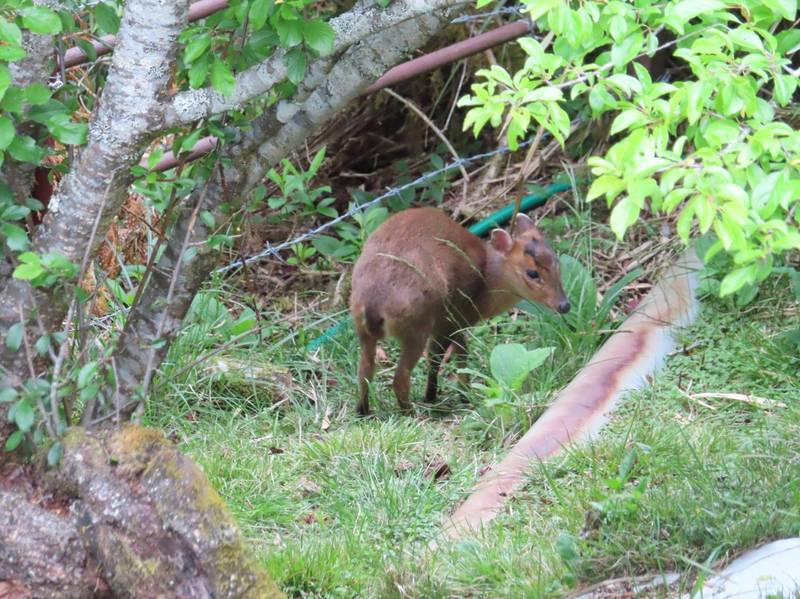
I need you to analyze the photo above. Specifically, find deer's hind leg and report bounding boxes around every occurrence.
[392,329,428,413]
[356,332,377,415]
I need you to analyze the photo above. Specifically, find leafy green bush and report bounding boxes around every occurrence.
[459,0,800,297]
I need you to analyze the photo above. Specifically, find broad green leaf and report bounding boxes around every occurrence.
[24,83,51,105]
[5,430,23,451]
[0,18,22,46]
[0,115,14,150]
[611,31,643,68]
[6,322,23,351]
[773,74,797,106]
[47,114,87,145]
[14,399,34,432]
[188,54,209,88]
[13,261,44,280]
[94,2,120,34]
[21,6,62,34]
[763,0,797,20]
[2,223,28,251]
[8,135,45,163]
[587,174,624,202]
[249,0,270,29]
[490,343,554,389]
[610,109,647,135]
[526,0,560,21]
[720,265,755,296]
[302,20,335,56]
[210,58,236,97]
[609,196,640,239]
[77,361,97,388]
[184,33,211,64]
[669,0,727,24]
[47,441,63,466]
[283,47,306,84]
[277,18,303,47]
[0,64,10,103]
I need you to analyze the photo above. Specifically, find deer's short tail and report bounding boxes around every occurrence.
[354,302,385,339]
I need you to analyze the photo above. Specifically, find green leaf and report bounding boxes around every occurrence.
[6,322,23,351]
[8,135,45,163]
[21,6,62,34]
[0,18,22,46]
[94,2,120,34]
[210,58,236,97]
[13,262,44,280]
[24,82,51,105]
[46,114,87,146]
[77,362,97,388]
[302,20,335,56]
[669,0,727,24]
[2,223,28,251]
[249,0,270,29]
[763,0,797,20]
[311,235,342,256]
[5,430,23,451]
[611,31,643,69]
[0,64,11,102]
[14,399,34,432]
[720,265,755,296]
[47,441,63,466]
[188,54,209,88]
[184,33,211,64]
[283,47,306,84]
[609,196,640,239]
[525,0,560,21]
[587,175,624,202]
[0,115,14,150]
[277,18,303,47]
[200,210,215,229]
[0,42,27,62]
[490,343,554,389]
[610,109,648,135]
[773,74,797,106]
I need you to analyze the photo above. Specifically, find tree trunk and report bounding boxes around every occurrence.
[0,425,282,598]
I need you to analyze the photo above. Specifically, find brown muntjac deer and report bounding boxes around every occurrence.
[349,207,570,415]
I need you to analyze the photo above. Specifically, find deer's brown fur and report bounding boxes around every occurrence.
[350,207,569,415]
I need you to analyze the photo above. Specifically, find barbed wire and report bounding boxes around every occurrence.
[215,138,538,274]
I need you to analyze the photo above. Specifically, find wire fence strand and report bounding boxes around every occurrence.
[215,138,539,274]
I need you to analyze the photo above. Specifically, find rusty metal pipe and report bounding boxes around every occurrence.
[363,20,531,94]
[439,249,702,540]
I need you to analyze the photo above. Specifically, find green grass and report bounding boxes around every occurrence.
[147,208,800,597]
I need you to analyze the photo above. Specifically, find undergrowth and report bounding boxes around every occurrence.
[147,201,799,598]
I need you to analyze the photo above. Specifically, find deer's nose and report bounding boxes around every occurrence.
[557,299,571,314]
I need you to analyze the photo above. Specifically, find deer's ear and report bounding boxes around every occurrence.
[515,212,535,233]
[515,212,543,240]
[490,229,513,254]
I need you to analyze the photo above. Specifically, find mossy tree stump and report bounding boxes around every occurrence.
[0,425,283,598]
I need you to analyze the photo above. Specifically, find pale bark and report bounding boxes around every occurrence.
[0,0,190,392]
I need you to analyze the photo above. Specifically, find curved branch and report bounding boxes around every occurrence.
[163,0,463,128]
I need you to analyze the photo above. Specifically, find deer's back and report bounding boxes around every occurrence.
[351,208,488,335]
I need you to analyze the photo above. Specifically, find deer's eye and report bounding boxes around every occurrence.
[526,269,540,280]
